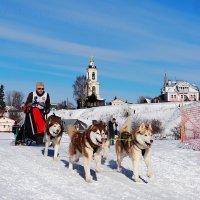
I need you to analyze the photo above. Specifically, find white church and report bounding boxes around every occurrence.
[86,56,101,99]
[80,56,105,108]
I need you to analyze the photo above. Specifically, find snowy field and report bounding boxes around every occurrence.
[1,102,200,200]
[0,133,200,200]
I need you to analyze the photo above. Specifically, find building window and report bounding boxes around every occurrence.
[92,86,96,94]
[184,95,187,101]
[92,72,95,80]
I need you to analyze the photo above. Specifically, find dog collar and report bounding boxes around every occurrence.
[132,140,144,150]
[86,132,100,150]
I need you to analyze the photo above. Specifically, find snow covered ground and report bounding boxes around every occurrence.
[0,133,200,200]
[54,101,195,138]
[1,102,200,200]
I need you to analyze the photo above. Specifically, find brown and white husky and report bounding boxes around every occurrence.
[67,122,107,183]
[115,117,153,182]
[43,114,64,161]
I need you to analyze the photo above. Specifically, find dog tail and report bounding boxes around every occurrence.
[120,117,132,133]
[67,124,77,138]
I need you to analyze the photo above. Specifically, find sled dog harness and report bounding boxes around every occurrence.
[32,91,47,109]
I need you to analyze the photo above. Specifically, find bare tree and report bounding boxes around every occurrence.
[6,91,24,109]
[137,96,146,104]
[151,119,164,134]
[171,124,181,140]
[131,118,163,136]
[9,111,23,124]
[137,96,152,104]
[5,91,24,122]
[73,75,87,108]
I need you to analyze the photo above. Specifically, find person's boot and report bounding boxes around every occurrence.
[15,140,27,146]
[35,134,44,146]
[25,138,33,146]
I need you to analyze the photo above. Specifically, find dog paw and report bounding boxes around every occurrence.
[117,167,121,172]
[147,174,153,179]
[86,175,93,183]
[96,168,100,173]
[75,158,79,163]
[133,176,141,183]
[134,178,141,183]
[68,168,74,172]
[53,157,60,161]
[147,172,153,178]
[68,163,73,170]
[86,179,92,183]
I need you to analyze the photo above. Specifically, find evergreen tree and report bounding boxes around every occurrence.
[0,85,6,109]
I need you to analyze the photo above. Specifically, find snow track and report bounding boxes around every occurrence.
[0,133,200,200]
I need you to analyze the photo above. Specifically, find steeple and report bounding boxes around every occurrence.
[88,55,96,68]
[164,73,167,88]
[86,55,100,99]
[84,55,105,108]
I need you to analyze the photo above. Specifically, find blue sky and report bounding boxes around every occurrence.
[0,0,200,104]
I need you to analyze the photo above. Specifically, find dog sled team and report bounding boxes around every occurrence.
[65,117,153,183]
[14,81,154,183]
[16,112,154,183]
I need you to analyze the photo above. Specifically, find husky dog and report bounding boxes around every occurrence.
[67,122,107,183]
[115,117,153,182]
[43,114,64,161]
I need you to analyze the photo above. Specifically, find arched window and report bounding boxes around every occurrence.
[92,86,96,94]
[92,72,95,80]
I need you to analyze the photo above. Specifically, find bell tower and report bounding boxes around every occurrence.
[86,55,100,99]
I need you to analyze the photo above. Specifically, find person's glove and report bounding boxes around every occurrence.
[43,108,50,115]
[24,103,32,113]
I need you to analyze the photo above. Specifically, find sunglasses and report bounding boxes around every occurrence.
[37,88,44,90]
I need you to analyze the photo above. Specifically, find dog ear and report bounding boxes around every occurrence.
[44,117,51,133]
[105,125,108,132]
[139,123,146,132]
[120,117,132,133]
[122,125,129,133]
[148,124,152,131]
[88,125,94,130]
